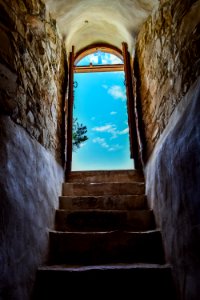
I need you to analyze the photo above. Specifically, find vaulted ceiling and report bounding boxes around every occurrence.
[44,0,158,55]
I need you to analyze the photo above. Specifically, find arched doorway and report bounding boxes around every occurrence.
[66,43,140,174]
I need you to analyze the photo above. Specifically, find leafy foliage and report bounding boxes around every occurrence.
[72,118,88,151]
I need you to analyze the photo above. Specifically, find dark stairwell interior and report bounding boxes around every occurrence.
[0,0,200,300]
[33,170,176,299]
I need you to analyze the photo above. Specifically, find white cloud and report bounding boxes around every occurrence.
[92,124,118,138]
[89,54,98,64]
[108,54,123,64]
[102,53,122,65]
[92,137,123,152]
[92,137,109,148]
[92,124,129,139]
[92,124,115,132]
[110,111,117,115]
[108,144,123,152]
[108,85,126,101]
[80,142,87,148]
[118,127,129,135]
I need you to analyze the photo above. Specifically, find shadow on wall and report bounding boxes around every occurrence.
[0,116,64,300]
[145,77,200,300]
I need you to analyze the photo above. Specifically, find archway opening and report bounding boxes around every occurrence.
[71,47,134,171]
[66,42,140,176]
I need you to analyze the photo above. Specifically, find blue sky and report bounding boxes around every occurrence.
[72,53,134,171]
[77,51,123,66]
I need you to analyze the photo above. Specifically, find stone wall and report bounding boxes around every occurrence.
[135,1,200,299]
[0,0,66,299]
[0,116,64,299]
[145,77,200,300]
[0,0,67,163]
[135,0,200,159]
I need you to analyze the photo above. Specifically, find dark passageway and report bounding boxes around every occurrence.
[0,0,200,299]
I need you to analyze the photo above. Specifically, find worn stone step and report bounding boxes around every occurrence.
[66,169,144,183]
[49,230,165,265]
[55,209,155,232]
[59,195,147,210]
[33,263,176,300]
[62,182,145,196]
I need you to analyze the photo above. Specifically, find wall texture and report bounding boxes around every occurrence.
[145,77,200,300]
[0,0,66,299]
[0,116,64,299]
[135,0,200,159]
[135,1,200,299]
[0,0,66,163]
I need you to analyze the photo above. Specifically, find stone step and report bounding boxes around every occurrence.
[66,169,144,183]
[55,209,155,232]
[49,230,165,265]
[59,195,147,210]
[62,182,145,196]
[33,263,176,300]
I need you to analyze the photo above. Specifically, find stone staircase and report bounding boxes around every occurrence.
[33,170,176,299]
